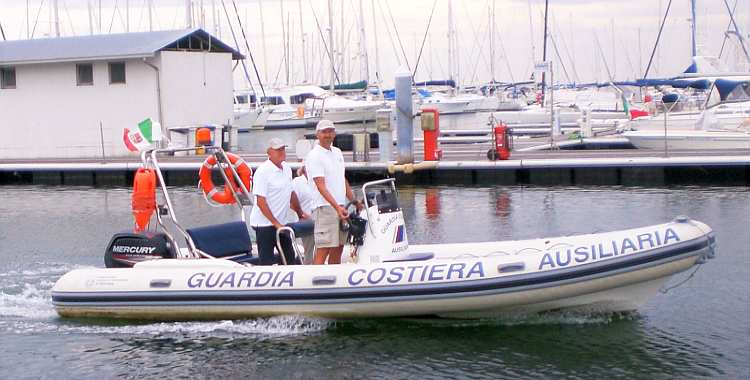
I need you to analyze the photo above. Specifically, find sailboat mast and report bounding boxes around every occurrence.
[447,0,453,83]
[328,0,335,90]
[280,0,288,85]
[259,0,269,84]
[691,0,697,57]
[541,0,549,100]
[148,0,153,32]
[125,0,129,32]
[53,0,60,37]
[339,0,345,83]
[372,0,381,85]
[527,0,536,73]
[298,0,308,83]
[186,0,193,28]
[490,1,495,82]
[359,0,369,83]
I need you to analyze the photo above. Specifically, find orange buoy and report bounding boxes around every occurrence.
[132,167,157,232]
[196,127,212,145]
[198,153,253,205]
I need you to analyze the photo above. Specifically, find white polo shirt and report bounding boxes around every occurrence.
[288,175,315,222]
[248,159,294,227]
[305,144,346,209]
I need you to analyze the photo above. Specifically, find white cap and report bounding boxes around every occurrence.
[316,119,336,131]
[266,137,287,150]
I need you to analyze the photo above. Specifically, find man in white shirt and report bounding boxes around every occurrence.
[291,165,316,264]
[249,138,308,265]
[305,120,359,265]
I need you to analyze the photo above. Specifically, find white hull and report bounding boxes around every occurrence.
[52,219,715,320]
[623,130,750,150]
[496,106,627,125]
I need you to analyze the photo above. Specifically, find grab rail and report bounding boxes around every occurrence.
[143,146,252,259]
[276,226,301,265]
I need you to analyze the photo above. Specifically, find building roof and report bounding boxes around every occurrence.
[0,28,245,65]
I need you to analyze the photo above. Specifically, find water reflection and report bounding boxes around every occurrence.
[1,185,749,378]
[424,188,440,220]
[90,313,725,379]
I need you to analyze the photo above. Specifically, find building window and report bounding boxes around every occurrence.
[1,67,16,89]
[109,62,126,84]
[76,63,93,86]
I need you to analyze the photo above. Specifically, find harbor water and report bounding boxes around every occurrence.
[1,184,749,378]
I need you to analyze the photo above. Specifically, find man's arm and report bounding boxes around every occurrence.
[290,191,309,220]
[345,178,363,209]
[345,178,354,202]
[313,176,348,219]
[256,195,283,229]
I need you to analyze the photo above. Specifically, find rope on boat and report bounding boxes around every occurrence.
[659,264,702,294]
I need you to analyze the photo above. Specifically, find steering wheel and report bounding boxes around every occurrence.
[344,199,361,217]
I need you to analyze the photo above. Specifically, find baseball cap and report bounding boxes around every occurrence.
[266,137,287,150]
[315,119,336,131]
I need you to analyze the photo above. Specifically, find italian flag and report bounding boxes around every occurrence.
[123,118,162,152]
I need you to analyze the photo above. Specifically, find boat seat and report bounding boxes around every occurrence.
[285,219,314,237]
[383,252,435,262]
[186,221,254,262]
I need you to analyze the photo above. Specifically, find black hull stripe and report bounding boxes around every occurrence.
[53,237,709,304]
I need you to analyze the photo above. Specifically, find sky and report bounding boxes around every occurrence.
[1,0,749,90]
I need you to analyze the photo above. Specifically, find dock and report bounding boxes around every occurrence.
[2,148,749,187]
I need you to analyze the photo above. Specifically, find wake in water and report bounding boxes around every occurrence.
[5,315,334,337]
[0,262,334,337]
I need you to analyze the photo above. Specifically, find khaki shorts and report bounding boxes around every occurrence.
[313,206,348,248]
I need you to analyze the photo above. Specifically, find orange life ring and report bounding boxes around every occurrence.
[199,153,253,205]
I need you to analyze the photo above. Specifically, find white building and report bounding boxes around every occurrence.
[0,29,244,159]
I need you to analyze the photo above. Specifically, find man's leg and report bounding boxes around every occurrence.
[312,206,336,265]
[327,246,344,264]
[301,236,315,265]
[314,247,331,265]
[252,226,277,265]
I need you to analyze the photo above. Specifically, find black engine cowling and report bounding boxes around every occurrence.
[104,232,177,268]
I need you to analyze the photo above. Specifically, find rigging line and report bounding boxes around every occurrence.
[549,34,570,84]
[228,0,266,97]
[643,0,673,79]
[218,0,257,96]
[463,0,492,85]
[594,32,614,83]
[271,50,285,86]
[550,11,579,83]
[307,1,341,85]
[30,0,46,39]
[383,0,411,71]
[721,0,750,66]
[0,20,5,40]
[411,0,438,82]
[376,0,402,68]
[343,1,359,80]
[619,35,638,81]
[718,0,739,58]
[62,0,76,36]
[495,25,515,83]
[108,0,120,33]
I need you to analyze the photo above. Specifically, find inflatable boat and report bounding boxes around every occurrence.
[51,147,716,320]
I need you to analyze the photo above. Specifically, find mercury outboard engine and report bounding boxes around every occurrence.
[104,232,177,268]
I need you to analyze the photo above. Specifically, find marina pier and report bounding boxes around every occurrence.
[2,149,749,187]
